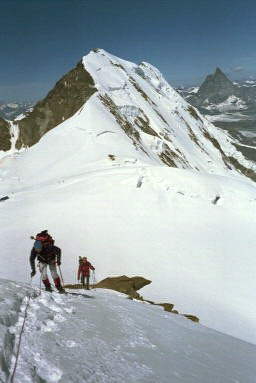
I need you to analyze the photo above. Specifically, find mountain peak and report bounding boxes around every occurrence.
[1,49,255,182]
[195,68,235,105]
[214,67,225,76]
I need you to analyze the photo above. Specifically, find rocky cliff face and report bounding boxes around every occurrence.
[0,118,11,151]
[179,69,256,167]
[15,60,96,149]
[188,67,256,108]
[190,68,236,105]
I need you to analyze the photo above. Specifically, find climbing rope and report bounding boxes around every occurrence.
[7,277,34,383]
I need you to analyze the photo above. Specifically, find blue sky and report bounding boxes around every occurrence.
[1,0,256,101]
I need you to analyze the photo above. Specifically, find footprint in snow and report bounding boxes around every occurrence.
[66,340,77,348]
[54,313,66,323]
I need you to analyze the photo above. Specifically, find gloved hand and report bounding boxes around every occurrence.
[57,260,61,266]
[31,270,36,278]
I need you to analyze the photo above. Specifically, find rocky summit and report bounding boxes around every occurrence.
[15,61,96,149]
[192,68,235,105]
[1,49,255,181]
[179,68,256,164]
[187,67,256,109]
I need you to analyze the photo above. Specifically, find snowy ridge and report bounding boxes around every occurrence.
[1,49,256,177]
[1,280,256,383]
[81,49,255,177]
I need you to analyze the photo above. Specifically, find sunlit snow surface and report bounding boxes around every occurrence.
[1,279,256,383]
[0,161,256,345]
[0,49,256,347]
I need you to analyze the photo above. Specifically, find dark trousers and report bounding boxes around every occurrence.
[81,275,90,289]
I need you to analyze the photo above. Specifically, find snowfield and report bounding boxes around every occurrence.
[205,112,250,123]
[0,158,255,345]
[1,279,256,383]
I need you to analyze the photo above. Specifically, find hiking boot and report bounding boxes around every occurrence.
[45,286,53,292]
[57,286,66,294]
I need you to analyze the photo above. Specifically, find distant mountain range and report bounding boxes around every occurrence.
[178,68,256,111]
[0,101,33,120]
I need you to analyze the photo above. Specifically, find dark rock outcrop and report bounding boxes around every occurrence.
[157,303,174,312]
[188,67,256,108]
[0,118,11,151]
[183,314,199,323]
[95,275,199,323]
[95,275,151,299]
[0,196,9,202]
[15,60,96,149]
[66,276,199,323]
[191,68,235,106]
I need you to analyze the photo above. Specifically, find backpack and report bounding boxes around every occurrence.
[33,230,54,252]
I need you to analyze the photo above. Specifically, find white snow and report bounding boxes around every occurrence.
[7,103,19,108]
[205,113,249,122]
[0,158,255,345]
[240,130,256,138]
[0,104,18,111]
[245,80,256,84]
[14,113,26,121]
[188,86,199,94]
[204,95,248,112]
[1,280,256,383]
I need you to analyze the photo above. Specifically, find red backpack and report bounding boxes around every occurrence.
[36,232,53,245]
[32,230,54,250]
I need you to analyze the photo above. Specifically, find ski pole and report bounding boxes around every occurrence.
[58,265,65,286]
[38,262,44,296]
[92,270,97,288]
[39,273,42,295]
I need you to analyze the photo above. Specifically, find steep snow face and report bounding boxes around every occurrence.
[1,280,256,383]
[81,49,255,180]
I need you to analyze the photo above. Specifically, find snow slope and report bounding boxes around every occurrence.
[0,157,255,344]
[1,279,256,383]
[0,49,256,347]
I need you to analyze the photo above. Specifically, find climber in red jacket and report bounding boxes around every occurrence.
[77,257,95,289]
